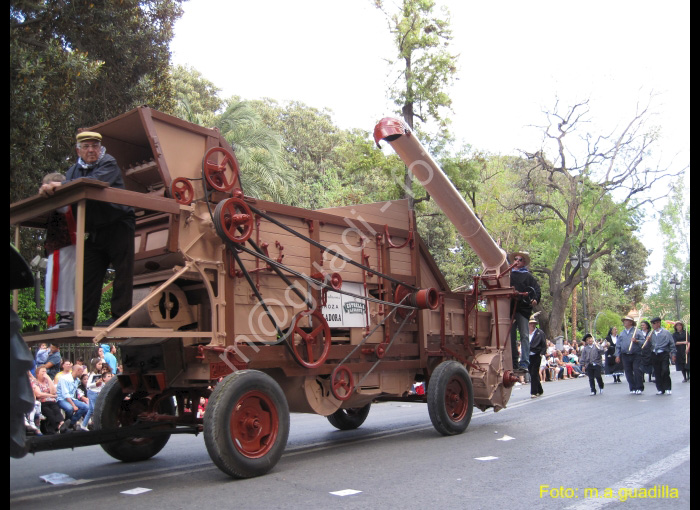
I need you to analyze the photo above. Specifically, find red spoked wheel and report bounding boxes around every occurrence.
[214,197,254,243]
[204,370,290,478]
[171,177,194,205]
[289,309,331,369]
[331,365,354,401]
[427,360,474,436]
[202,147,240,192]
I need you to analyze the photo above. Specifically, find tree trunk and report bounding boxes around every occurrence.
[571,289,577,344]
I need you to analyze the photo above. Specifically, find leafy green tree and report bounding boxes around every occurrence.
[171,64,224,126]
[513,98,685,339]
[602,236,650,308]
[10,0,185,204]
[644,175,689,321]
[250,99,349,208]
[375,0,458,208]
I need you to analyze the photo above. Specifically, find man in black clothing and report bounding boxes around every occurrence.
[509,251,541,372]
[39,131,134,327]
[528,316,546,398]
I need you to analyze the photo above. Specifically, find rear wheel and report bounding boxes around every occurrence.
[427,361,474,436]
[93,378,173,462]
[327,404,371,430]
[204,370,290,478]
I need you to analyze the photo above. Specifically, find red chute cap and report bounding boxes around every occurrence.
[373,117,409,148]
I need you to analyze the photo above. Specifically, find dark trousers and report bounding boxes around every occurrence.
[82,220,134,326]
[510,312,529,369]
[529,354,543,395]
[586,364,604,392]
[40,401,64,434]
[652,351,672,392]
[621,353,644,392]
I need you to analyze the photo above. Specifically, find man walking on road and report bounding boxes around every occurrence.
[615,316,647,394]
[581,333,606,395]
[650,317,677,395]
[527,315,546,398]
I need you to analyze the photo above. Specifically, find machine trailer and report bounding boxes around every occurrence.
[10,108,523,478]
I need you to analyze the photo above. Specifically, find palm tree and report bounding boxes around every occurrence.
[216,100,296,205]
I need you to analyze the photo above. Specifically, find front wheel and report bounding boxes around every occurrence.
[427,361,474,436]
[93,378,173,462]
[204,370,290,478]
[327,404,371,430]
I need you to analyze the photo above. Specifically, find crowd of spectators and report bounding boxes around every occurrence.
[532,338,587,383]
[25,342,119,435]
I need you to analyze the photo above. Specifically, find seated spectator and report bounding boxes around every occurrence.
[539,351,548,383]
[53,359,73,383]
[25,372,42,435]
[555,351,571,379]
[32,365,64,434]
[546,340,556,356]
[547,353,559,381]
[57,364,88,432]
[563,351,584,377]
[83,358,104,429]
[44,343,62,380]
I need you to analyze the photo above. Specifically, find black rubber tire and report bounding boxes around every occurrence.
[93,378,172,462]
[203,370,290,478]
[427,361,474,436]
[327,404,371,430]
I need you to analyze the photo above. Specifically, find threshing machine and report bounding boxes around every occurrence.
[10,107,523,478]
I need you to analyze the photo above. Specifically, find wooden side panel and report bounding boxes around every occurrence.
[316,199,410,232]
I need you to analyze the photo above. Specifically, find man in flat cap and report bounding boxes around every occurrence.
[527,314,547,398]
[509,251,541,373]
[649,318,677,395]
[615,316,647,394]
[39,131,134,327]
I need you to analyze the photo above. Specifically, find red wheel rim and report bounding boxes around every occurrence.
[203,147,240,192]
[229,390,279,459]
[291,309,331,368]
[218,198,253,243]
[444,376,469,422]
[171,177,194,205]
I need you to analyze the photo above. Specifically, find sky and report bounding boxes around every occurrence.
[170,0,690,275]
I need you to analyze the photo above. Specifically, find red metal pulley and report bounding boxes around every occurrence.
[202,147,240,192]
[215,197,254,243]
[171,177,194,205]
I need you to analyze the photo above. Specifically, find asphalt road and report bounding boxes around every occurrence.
[10,372,690,509]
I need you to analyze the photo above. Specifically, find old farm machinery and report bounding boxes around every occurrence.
[10,107,522,478]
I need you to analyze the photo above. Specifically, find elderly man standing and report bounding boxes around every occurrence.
[527,315,547,398]
[509,251,541,373]
[650,318,677,395]
[39,131,134,328]
[615,316,647,394]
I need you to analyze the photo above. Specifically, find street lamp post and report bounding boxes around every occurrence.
[669,274,681,320]
[571,246,591,334]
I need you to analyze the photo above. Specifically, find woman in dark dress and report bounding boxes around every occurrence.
[673,321,690,382]
[604,326,624,383]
